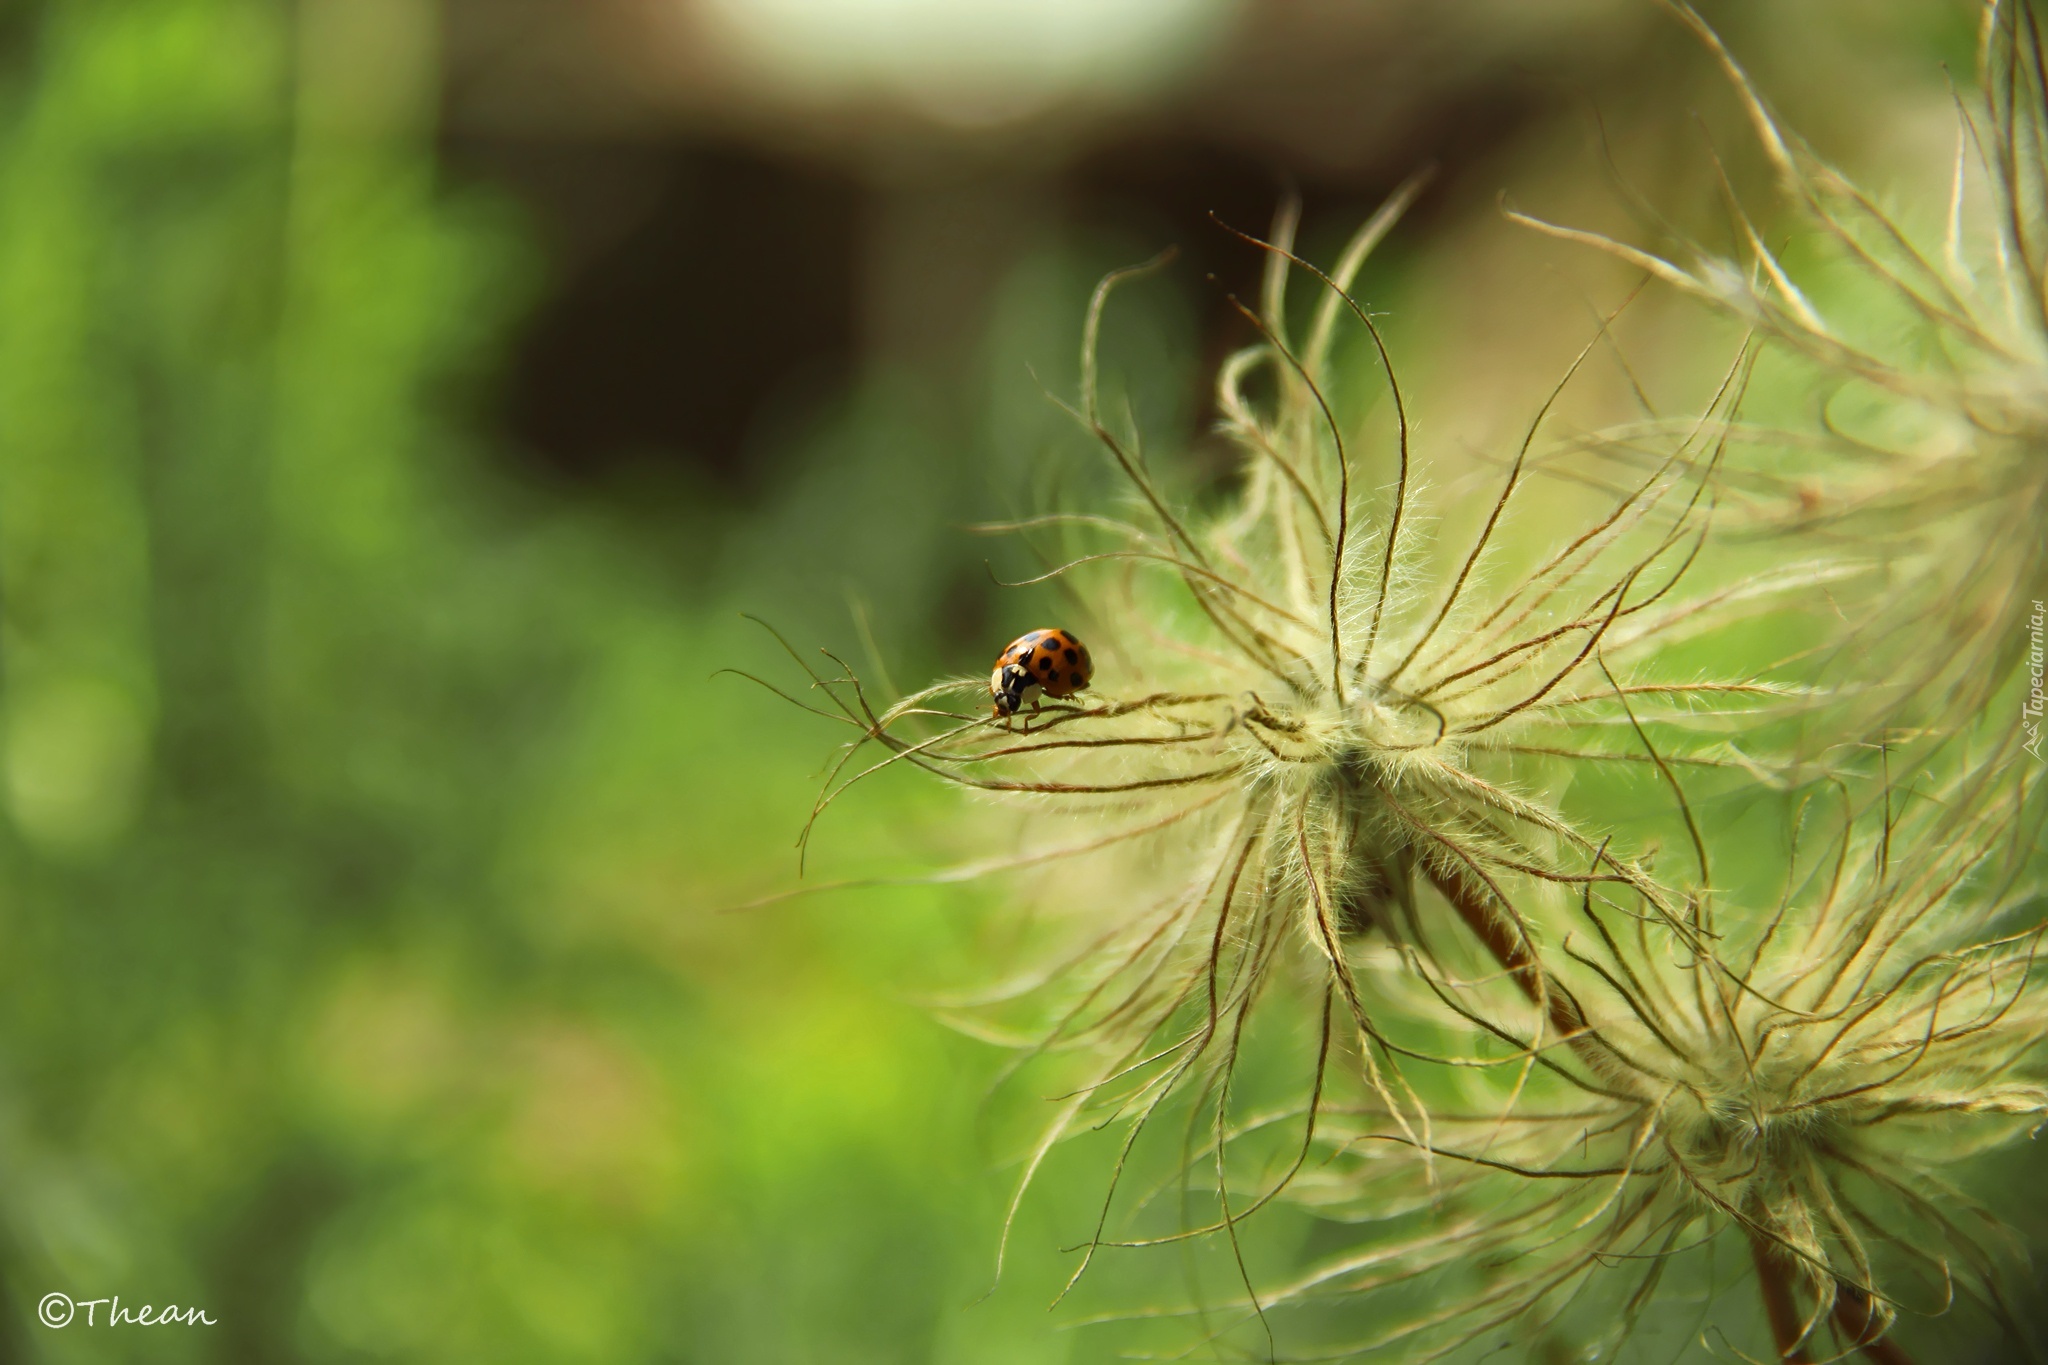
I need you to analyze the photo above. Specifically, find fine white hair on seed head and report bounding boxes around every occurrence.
[750,171,1837,1325]
[744,13,2048,1345]
[1513,0,2048,746]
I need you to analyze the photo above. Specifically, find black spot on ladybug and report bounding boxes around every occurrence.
[1071,672,1085,686]
[1038,655,1054,671]
[1064,648,1078,663]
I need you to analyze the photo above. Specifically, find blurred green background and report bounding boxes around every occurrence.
[0,0,2031,1361]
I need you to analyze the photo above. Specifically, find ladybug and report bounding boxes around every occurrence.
[990,628,1093,722]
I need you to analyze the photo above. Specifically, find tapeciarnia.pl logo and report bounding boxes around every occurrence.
[2026,598,2045,761]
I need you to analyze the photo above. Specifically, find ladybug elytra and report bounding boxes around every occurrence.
[990,628,1092,721]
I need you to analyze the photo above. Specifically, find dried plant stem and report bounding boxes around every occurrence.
[1748,1230,1813,1364]
[1832,1285,1919,1365]
[1424,866,1587,1044]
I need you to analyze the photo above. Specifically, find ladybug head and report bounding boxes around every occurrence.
[990,662,1033,717]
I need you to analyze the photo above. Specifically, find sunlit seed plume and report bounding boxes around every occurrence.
[1255,747,2046,1364]
[755,176,1839,1308]
[1512,0,2048,739]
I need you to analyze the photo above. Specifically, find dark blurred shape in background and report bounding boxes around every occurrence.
[483,143,863,495]
[446,0,1672,509]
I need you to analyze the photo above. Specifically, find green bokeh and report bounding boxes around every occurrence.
[0,2,1216,1360]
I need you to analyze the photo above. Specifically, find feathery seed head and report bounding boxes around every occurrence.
[1520,0,2048,734]
[1293,754,2046,1361]
[758,179,1839,1329]
[744,10,2048,1359]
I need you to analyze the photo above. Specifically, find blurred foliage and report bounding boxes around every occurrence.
[0,1,1137,1359]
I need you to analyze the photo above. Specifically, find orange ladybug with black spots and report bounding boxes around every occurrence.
[990,628,1093,721]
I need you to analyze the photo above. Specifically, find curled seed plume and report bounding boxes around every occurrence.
[750,184,1835,1331]
[1513,0,2048,742]
[1267,746,2045,1364]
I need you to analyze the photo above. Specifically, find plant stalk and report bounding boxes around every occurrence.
[1748,1230,1813,1363]
[1832,1285,1918,1365]
[1423,865,1587,1044]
